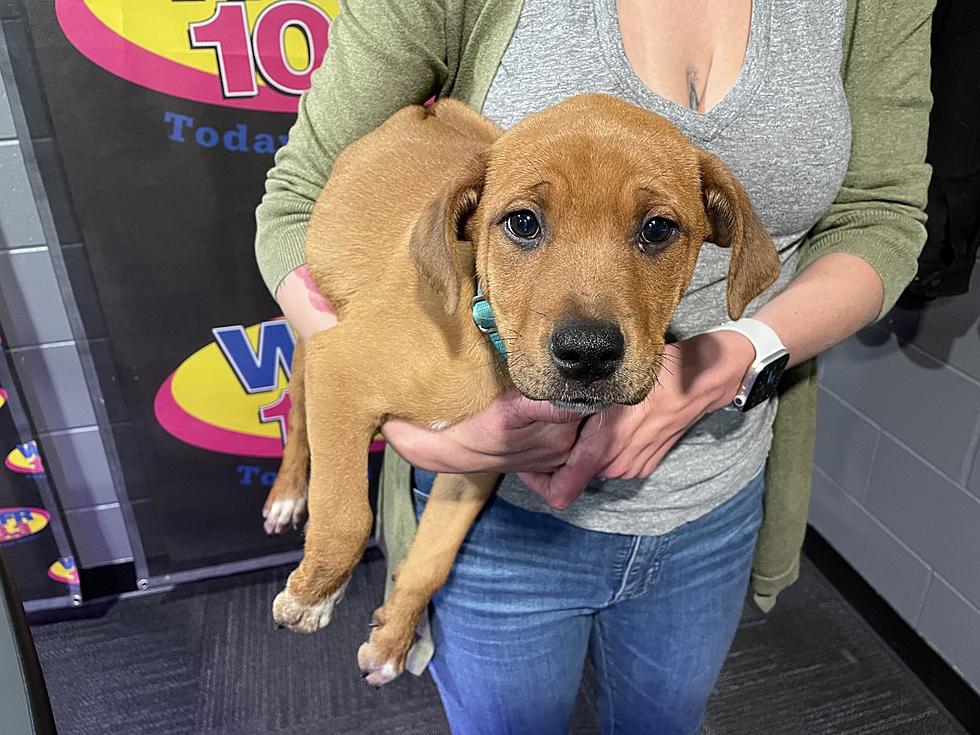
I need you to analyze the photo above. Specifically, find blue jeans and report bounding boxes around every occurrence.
[412,468,765,735]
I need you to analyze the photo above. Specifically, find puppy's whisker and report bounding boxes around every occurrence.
[653,352,678,377]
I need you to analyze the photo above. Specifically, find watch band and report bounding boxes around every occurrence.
[704,318,784,357]
[703,318,789,410]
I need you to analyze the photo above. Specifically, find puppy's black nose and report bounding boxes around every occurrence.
[550,320,624,383]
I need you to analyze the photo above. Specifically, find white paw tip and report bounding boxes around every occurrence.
[273,580,348,632]
[263,498,307,535]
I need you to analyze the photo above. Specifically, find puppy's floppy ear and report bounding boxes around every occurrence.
[409,152,486,315]
[700,151,781,319]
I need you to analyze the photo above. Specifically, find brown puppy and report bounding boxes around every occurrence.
[265,93,780,686]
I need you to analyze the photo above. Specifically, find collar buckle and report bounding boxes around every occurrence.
[470,292,498,335]
[471,287,507,359]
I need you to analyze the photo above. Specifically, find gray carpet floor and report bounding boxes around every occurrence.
[28,553,966,735]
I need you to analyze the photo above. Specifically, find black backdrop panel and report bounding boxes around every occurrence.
[22,1,375,577]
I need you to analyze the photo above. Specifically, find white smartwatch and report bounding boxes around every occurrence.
[703,318,789,412]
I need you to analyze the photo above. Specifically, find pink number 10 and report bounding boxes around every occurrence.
[189,1,330,99]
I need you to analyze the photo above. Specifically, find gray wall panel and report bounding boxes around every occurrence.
[814,388,879,501]
[809,469,931,625]
[0,69,12,138]
[969,450,980,501]
[0,18,51,140]
[820,331,980,479]
[0,247,73,345]
[865,435,980,611]
[10,343,96,430]
[64,504,133,567]
[0,141,44,246]
[817,306,980,693]
[38,428,117,510]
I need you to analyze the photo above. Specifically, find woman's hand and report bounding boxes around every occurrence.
[382,390,584,475]
[518,331,756,510]
[518,251,886,510]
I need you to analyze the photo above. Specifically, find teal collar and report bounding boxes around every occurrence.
[471,285,507,359]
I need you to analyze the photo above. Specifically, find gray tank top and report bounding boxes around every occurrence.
[483,0,851,535]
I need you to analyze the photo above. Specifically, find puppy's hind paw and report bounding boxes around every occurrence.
[272,580,347,633]
[357,639,405,687]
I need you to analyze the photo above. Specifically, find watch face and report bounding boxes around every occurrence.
[742,353,790,411]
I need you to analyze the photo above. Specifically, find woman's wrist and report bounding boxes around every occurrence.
[382,420,480,474]
[679,330,757,413]
[381,419,438,470]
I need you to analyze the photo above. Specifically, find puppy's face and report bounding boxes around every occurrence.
[412,94,780,411]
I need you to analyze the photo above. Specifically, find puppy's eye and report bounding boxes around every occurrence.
[639,217,677,250]
[505,210,541,240]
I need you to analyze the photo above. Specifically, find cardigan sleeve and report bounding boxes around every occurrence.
[254,0,450,297]
[795,0,934,319]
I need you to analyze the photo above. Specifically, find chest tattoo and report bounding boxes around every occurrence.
[687,68,700,111]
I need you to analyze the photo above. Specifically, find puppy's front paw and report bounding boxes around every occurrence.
[272,580,347,633]
[262,495,308,535]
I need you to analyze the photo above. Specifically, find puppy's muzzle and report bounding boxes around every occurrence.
[549,320,625,385]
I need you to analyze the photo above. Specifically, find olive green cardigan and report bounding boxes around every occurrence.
[255,0,933,664]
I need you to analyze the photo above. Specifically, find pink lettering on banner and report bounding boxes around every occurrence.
[56,0,332,113]
[252,2,330,94]
[188,2,259,99]
[259,390,292,444]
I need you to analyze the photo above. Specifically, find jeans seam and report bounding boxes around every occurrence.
[644,525,677,594]
[594,618,617,735]
[608,535,641,604]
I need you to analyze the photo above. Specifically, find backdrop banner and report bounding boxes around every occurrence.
[23,1,379,579]
[0,344,77,604]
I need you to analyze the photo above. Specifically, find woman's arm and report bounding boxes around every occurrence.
[255,0,450,300]
[751,254,879,367]
[519,0,936,509]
